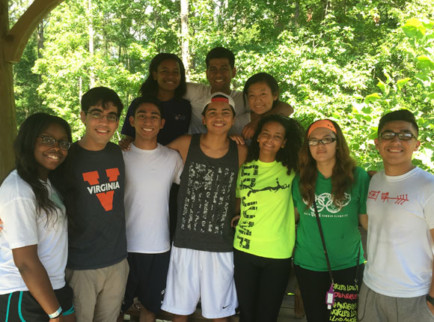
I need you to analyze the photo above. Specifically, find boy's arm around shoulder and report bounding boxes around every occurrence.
[167,134,192,163]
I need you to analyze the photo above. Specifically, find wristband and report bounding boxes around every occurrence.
[48,306,62,319]
[427,294,434,306]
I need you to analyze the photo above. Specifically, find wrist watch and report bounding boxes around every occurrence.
[426,294,434,305]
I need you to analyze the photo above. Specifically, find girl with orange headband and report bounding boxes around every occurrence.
[292,119,369,321]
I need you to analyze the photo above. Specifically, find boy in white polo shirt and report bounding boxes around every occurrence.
[121,96,183,322]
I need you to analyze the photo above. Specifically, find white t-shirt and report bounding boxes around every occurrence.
[364,167,434,297]
[184,83,250,135]
[0,170,68,294]
[123,143,183,253]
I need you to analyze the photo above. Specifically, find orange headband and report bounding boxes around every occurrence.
[308,120,337,136]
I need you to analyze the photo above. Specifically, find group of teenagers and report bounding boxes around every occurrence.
[0,46,433,322]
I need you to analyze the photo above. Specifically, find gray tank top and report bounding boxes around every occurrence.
[174,134,239,252]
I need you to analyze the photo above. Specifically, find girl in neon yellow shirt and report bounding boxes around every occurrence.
[233,115,303,322]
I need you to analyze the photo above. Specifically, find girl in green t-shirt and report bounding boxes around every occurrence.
[232,115,304,322]
[293,119,369,322]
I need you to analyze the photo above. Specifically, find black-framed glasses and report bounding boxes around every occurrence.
[87,110,119,122]
[380,131,417,141]
[308,137,337,146]
[39,135,71,150]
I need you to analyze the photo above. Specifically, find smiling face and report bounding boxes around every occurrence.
[308,127,337,166]
[152,59,181,94]
[375,120,420,175]
[202,101,235,134]
[80,102,119,151]
[206,58,236,93]
[247,81,278,115]
[34,123,69,180]
[257,121,287,162]
[130,103,165,142]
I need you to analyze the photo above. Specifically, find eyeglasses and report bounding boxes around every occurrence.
[39,135,71,150]
[87,110,119,122]
[380,131,417,141]
[308,137,337,146]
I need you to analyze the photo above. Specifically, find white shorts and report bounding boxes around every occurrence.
[161,246,238,318]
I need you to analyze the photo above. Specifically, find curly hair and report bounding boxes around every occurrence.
[298,119,356,208]
[139,53,187,99]
[14,113,72,218]
[246,115,304,175]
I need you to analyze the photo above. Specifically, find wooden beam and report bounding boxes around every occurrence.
[4,0,64,63]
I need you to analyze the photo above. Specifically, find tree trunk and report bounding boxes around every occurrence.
[88,0,95,87]
[180,0,190,81]
[37,22,44,58]
[323,0,332,19]
[293,0,300,25]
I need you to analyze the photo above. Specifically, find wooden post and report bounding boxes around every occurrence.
[0,0,16,182]
[0,0,64,182]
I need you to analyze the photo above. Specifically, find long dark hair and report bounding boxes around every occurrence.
[298,119,356,207]
[247,115,304,175]
[139,53,187,99]
[14,113,72,216]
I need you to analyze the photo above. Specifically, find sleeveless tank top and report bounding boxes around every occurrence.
[174,134,239,252]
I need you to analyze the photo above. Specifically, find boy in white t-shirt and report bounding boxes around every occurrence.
[359,109,434,322]
[121,96,183,322]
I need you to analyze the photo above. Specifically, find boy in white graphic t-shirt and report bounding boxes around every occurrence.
[360,109,434,321]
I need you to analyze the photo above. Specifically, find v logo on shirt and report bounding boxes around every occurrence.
[82,168,120,211]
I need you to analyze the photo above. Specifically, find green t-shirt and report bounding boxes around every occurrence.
[292,166,369,271]
[234,160,296,259]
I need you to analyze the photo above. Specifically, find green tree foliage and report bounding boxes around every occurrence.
[12,0,434,171]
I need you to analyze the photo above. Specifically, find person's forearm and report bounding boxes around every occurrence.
[14,247,61,317]
[267,101,294,117]
[430,262,434,296]
[427,230,434,314]
[359,214,368,231]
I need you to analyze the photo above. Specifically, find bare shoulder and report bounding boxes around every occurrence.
[237,144,248,166]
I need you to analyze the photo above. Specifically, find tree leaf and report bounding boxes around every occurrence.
[416,56,434,71]
[364,93,382,104]
[402,18,426,40]
[397,78,411,91]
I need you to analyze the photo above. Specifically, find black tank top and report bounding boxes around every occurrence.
[174,134,239,252]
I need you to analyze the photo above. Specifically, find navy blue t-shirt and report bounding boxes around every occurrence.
[51,142,127,270]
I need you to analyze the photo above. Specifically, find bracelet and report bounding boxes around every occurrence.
[48,306,62,319]
[427,294,434,306]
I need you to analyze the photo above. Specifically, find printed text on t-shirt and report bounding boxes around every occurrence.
[82,168,121,211]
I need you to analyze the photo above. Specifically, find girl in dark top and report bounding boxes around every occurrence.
[121,53,191,146]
